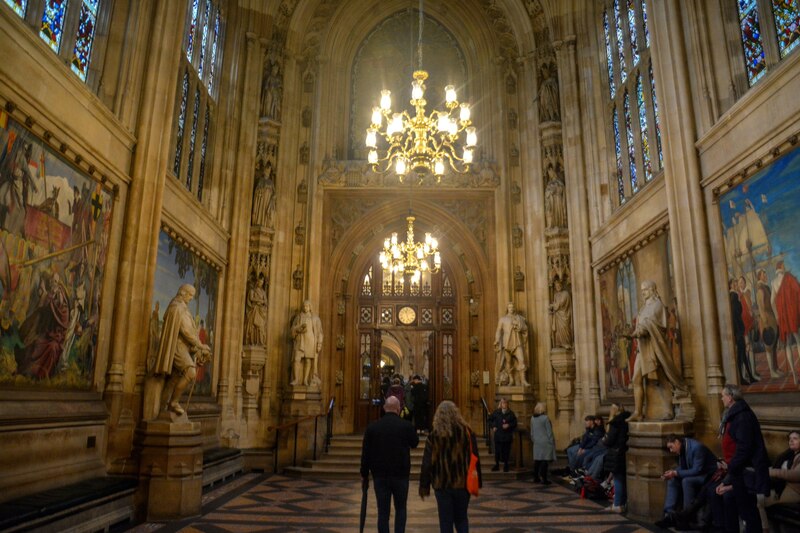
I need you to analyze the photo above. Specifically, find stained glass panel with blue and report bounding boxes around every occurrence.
[207,8,220,95]
[4,0,27,18]
[174,72,190,176]
[641,0,650,48]
[614,0,627,83]
[624,90,638,193]
[772,0,800,58]
[604,10,616,99]
[636,74,652,182]
[627,0,640,66]
[70,0,99,81]
[186,0,199,61]
[198,0,211,78]
[197,107,210,201]
[649,61,663,169]
[186,88,200,190]
[737,0,767,85]
[39,0,68,53]
[613,107,625,204]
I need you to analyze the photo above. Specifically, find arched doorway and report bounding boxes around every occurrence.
[353,258,458,432]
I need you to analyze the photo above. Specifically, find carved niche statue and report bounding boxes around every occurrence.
[512,225,523,248]
[290,300,323,387]
[251,160,276,227]
[243,274,267,345]
[494,302,530,387]
[299,142,310,165]
[514,266,525,292]
[544,171,567,229]
[511,181,521,204]
[549,277,573,349]
[260,59,283,120]
[538,62,561,122]
[292,265,303,290]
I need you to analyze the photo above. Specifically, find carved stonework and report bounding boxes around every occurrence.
[292,265,303,290]
[512,225,523,248]
[302,107,311,127]
[294,222,305,245]
[318,160,500,189]
[299,142,309,165]
[550,347,576,411]
[514,266,525,292]
[537,61,561,123]
[260,46,283,120]
[511,181,521,204]
[297,178,308,202]
[508,109,518,129]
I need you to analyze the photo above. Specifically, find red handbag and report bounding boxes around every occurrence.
[466,428,480,496]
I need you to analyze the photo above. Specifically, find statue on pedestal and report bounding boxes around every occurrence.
[494,302,530,386]
[152,284,212,415]
[549,278,573,348]
[290,300,323,387]
[625,281,688,421]
[243,274,267,345]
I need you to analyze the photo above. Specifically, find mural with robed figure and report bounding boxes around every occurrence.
[0,112,114,387]
[148,230,219,396]
[719,146,800,392]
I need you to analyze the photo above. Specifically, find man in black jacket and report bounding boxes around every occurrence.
[360,395,419,533]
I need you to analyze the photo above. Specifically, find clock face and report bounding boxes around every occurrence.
[398,306,416,325]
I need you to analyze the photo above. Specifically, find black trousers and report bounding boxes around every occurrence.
[532,460,550,481]
[494,439,511,467]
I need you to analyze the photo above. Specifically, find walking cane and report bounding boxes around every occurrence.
[359,478,368,533]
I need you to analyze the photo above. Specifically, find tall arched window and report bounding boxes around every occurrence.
[735,1,799,87]
[601,0,663,207]
[171,0,224,202]
[3,0,109,85]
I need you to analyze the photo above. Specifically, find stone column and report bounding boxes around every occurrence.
[216,32,265,439]
[105,0,185,469]
[649,0,725,434]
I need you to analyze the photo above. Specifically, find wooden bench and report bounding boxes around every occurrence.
[766,503,800,533]
[0,476,137,533]
[203,447,243,488]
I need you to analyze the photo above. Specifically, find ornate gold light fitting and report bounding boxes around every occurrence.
[379,214,441,281]
[365,0,477,181]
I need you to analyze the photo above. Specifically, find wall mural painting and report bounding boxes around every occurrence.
[598,232,681,397]
[719,145,800,392]
[0,114,114,387]
[149,230,218,396]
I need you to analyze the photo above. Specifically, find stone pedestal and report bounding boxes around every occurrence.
[626,420,693,522]
[134,414,203,521]
[549,347,576,448]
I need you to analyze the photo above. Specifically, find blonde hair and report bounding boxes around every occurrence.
[432,400,467,438]
[533,402,546,415]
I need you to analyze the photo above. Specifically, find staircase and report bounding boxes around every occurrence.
[283,434,530,480]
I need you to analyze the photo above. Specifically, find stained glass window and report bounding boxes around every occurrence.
[3,0,27,17]
[207,8,220,95]
[613,107,625,204]
[623,90,638,193]
[603,10,616,99]
[636,74,652,182]
[186,88,200,191]
[197,106,210,201]
[174,72,190,176]
[649,61,663,168]
[641,0,650,48]
[40,0,68,52]
[198,0,211,79]
[186,0,199,60]
[70,0,99,81]
[613,0,627,83]
[772,0,800,57]
[737,0,767,85]
[627,0,640,66]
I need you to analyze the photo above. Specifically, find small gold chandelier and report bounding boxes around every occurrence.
[365,1,477,181]
[379,214,441,280]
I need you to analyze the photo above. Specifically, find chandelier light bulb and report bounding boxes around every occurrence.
[431,237,438,249]
[465,127,477,147]
[425,232,432,245]
[417,247,424,259]
[411,269,421,283]
[384,238,391,248]
[379,251,387,263]
[434,251,441,267]
[391,114,403,134]
[380,90,392,111]
[437,115,450,132]
[459,103,471,122]
[366,129,377,148]
[371,107,382,127]
[463,148,473,164]
[395,157,408,175]
[448,119,458,136]
[412,79,424,100]
[433,158,445,176]
[445,85,457,104]
[391,232,398,246]
[420,259,429,272]
[368,149,378,164]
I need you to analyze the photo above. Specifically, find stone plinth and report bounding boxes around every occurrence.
[626,420,693,521]
[134,414,203,521]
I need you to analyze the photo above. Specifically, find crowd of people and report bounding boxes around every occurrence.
[381,373,430,435]
[359,383,798,532]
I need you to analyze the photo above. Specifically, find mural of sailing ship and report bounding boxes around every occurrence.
[0,112,114,387]
[719,145,800,392]
[149,230,218,396]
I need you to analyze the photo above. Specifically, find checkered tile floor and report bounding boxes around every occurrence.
[125,473,657,532]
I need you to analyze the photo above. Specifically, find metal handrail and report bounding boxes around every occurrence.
[268,396,336,473]
[480,397,492,452]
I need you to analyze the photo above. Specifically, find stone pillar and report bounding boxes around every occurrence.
[105,0,186,469]
[135,415,204,520]
[549,347,576,447]
[626,420,692,521]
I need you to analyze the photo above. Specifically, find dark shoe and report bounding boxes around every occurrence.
[654,513,675,529]
[503,464,509,472]
[491,464,499,472]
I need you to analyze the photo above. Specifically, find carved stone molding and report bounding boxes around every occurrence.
[318,160,500,189]
[596,223,670,275]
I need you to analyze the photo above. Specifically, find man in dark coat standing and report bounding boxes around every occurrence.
[360,395,419,533]
[716,383,770,533]
[489,398,518,472]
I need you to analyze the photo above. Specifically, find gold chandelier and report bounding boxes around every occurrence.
[365,1,477,181]
[379,214,441,280]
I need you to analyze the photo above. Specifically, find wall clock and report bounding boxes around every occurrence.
[398,306,416,325]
